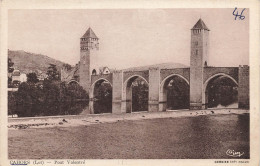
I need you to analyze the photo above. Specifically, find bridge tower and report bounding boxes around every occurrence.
[190,19,210,109]
[79,27,99,91]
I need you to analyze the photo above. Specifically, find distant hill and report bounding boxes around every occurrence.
[8,50,188,75]
[122,63,188,71]
[8,50,68,74]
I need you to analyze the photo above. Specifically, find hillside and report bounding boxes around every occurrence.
[122,63,188,71]
[8,50,188,75]
[8,50,68,74]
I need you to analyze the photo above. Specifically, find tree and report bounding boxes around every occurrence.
[8,77,89,117]
[63,63,72,71]
[166,77,190,109]
[8,91,16,116]
[42,79,60,115]
[93,82,112,114]
[8,58,14,73]
[47,64,60,81]
[207,77,238,108]
[132,79,149,112]
[61,82,88,115]
[66,82,88,100]
[8,58,14,87]
[15,82,33,117]
[27,72,39,84]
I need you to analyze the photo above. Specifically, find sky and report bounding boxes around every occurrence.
[8,8,249,69]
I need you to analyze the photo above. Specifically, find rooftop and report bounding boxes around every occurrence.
[191,19,210,31]
[81,27,98,39]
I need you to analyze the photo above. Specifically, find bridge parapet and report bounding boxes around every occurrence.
[203,67,239,83]
[123,70,149,83]
[91,73,113,86]
[160,68,190,83]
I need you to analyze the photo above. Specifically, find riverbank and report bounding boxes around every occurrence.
[8,108,249,129]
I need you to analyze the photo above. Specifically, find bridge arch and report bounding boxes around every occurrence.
[159,74,190,111]
[122,75,149,113]
[203,73,238,109]
[161,74,189,87]
[67,80,80,85]
[89,78,112,114]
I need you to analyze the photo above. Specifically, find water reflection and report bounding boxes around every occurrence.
[93,80,112,114]
[178,114,249,159]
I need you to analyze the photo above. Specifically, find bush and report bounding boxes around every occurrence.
[8,81,89,117]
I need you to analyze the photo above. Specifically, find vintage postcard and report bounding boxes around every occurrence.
[0,0,259,166]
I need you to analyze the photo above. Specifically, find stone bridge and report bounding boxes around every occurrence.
[88,65,249,114]
[72,19,250,114]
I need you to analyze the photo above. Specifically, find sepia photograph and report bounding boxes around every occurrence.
[1,2,258,165]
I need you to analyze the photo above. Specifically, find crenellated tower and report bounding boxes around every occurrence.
[79,27,99,91]
[190,19,210,109]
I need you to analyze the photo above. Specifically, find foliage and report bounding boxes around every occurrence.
[207,77,238,108]
[12,80,21,88]
[93,81,112,114]
[132,79,148,112]
[8,91,17,116]
[8,80,89,117]
[27,72,39,84]
[8,77,13,87]
[8,58,14,73]
[166,76,190,109]
[47,64,60,81]
[63,63,72,71]
[8,58,14,87]
[12,82,33,117]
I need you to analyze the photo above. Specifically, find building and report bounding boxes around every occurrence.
[20,73,27,82]
[12,70,20,82]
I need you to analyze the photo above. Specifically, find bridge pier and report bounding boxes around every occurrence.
[88,85,95,114]
[159,84,167,111]
[159,102,167,111]
[238,65,249,109]
[189,65,204,110]
[89,100,94,114]
[121,80,132,113]
[148,68,160,112]
[112,71,123,113]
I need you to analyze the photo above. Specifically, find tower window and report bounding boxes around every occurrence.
[204,61,208,67]
[92,69,97,75]
[195,41,198,46]
[196,49,198,55]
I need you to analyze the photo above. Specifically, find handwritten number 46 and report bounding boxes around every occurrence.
[233,7,246,20]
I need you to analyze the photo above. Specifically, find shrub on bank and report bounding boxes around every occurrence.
[8,81,88,117]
